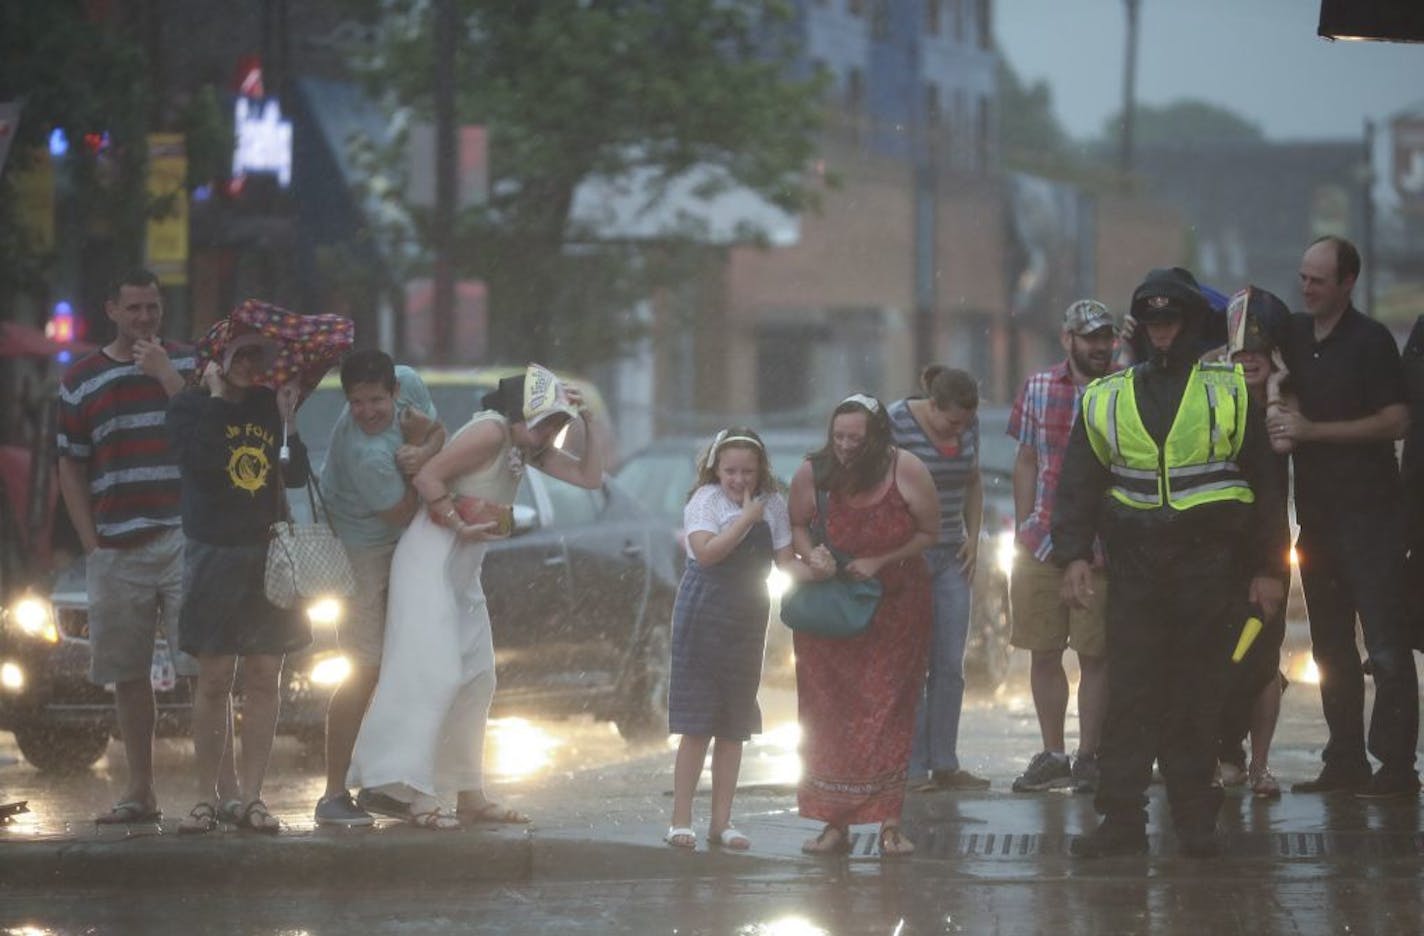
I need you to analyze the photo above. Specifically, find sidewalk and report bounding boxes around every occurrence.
[5,780,1422,892]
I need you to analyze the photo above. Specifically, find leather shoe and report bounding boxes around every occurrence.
[1070,818,1148,858]
[1353,769,1421,800]
[1291,767,1370,794]
[1177,827,1221,859]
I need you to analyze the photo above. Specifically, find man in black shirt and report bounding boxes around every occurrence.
[1273,235,1419,799]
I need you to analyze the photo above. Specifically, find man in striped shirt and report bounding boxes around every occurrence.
[56,269,233,823]
[1006,299,1117,794]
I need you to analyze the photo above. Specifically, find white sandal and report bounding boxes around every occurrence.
[707,827,751,850]
[664,826,696,849]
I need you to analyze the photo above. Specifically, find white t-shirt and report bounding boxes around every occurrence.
[682,484,792,559]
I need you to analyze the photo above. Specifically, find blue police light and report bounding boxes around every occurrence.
[49,128,69,158]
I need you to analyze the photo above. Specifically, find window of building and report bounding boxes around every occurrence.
[925,83,942,131]
[954,0,965,42]
[848,0,864,17]
[926,0,942,35]
[978,0,992,49]
[846,68,864,115]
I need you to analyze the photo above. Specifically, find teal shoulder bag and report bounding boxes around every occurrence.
[779,488,882,638]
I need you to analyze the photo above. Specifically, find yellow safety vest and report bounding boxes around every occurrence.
[1080,362,1255,511]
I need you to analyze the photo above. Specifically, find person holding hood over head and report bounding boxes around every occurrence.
[1213,286,1295,799]
[348,364,607,830]
[1052,267,1289,859]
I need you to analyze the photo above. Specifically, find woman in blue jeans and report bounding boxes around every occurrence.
[888,366,990,791]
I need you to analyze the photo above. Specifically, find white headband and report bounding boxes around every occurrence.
[705,429,764,470]
[839,393,881,414]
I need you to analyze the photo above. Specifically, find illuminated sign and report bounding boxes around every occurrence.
[232,97,292,187]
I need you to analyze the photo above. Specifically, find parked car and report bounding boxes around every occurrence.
[613,408,1017,693]
[0,372,673,772]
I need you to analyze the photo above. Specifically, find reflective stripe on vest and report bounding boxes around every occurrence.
[1080,363,1255,511]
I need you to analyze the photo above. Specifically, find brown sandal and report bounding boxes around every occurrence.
[236,799,280,835]
[178,801,218,835]
[801,824,851,855]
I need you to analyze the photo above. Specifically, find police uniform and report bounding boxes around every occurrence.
[1052,267,1289,857]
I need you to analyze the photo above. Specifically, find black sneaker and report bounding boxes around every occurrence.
[1070,818,1148,858]
[1071,752,1100,794]
[1353,769,1421,800]
[315,792,375,827]
[1012,751,1074,792]
[1291,766,1371,794]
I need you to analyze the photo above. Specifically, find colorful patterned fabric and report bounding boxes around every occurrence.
[195,301,354,394]
[1007,361,1086,562]
[56,342,197,546]
[794,480,931,826]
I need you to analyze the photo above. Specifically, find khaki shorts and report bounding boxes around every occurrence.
[340,541,397,667]
[86,528,196,685]
[1009,550,1108,657]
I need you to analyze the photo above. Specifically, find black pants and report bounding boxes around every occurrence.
[1096,536,1239,834]
[1298,510,1419,776]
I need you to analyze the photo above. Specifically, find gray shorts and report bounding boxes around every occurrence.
[340,541,397,668]
[86,528,197,685]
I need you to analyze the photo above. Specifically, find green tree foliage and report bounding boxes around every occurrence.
[997,56,1075,170]
[0,1,150,309]
[1097,98,1265,150]
[347,0,824,366]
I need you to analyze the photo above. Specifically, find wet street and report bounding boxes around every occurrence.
[2,637,1422,935]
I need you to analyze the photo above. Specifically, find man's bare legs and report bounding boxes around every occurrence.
[322,665,379,798]
[1030,649,1069,753]
[110,679,157,810]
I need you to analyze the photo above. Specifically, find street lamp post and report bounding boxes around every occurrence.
[1120,0,1141,178]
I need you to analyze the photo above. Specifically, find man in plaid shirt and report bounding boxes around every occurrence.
[1006,299,1118,795]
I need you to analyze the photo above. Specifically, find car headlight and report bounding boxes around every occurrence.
[995,530,1016,577]
[308,654,352,687]
[766,567,793,600]
[7,595,58,644]
[1,661,25,691]
[305,596,345,628]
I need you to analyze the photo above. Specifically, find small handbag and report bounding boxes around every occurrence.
[779,488,882,639]
[264,473,356,610]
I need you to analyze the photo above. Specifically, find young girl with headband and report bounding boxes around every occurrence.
[664,427,829,850]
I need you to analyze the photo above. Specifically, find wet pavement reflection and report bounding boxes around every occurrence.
[3,650,1422,934]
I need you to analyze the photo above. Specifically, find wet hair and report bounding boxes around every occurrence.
[688,427,778,502]
[1309,235,1361,285]
[107,268,160,302]
[809,396,894,494]
[481,374,526,423]
[339,349,398,395]
[921,365,979,411]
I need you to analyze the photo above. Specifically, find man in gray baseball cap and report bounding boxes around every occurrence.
[1006,298,1117,797]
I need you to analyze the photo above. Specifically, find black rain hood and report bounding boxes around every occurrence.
[1129,267,1212,373]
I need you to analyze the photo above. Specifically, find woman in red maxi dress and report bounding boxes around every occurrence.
[787,394,940,857]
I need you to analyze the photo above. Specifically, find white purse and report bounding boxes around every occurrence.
[264,476,355,610]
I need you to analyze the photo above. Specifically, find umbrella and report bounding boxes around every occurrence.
[195,300,354,394]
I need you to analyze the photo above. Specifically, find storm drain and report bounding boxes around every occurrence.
[903,828,1424,861]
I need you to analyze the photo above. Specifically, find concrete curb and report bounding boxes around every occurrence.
[0,826,533,891]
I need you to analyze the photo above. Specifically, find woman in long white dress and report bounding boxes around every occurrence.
[347,365,607,829]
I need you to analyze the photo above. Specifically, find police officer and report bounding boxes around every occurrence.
[1053,267,1289,858]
